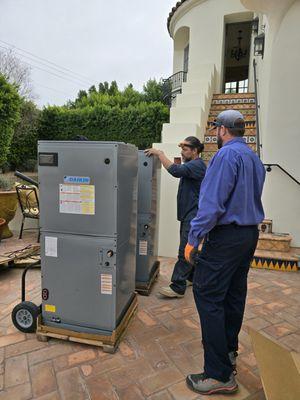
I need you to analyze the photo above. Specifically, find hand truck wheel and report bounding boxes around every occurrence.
[11,301,40,333]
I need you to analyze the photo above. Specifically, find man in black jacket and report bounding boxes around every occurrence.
[145,136,206,298]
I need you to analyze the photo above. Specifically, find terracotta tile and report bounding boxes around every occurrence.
[30,361,57,397]
[88,355,123,376]
[68,349,96,366]
[148,390,173,400]
[115,384,144,399]
[28,343,73,366]
[139,366,183,396]
[119,339,137,360]
[33,392,61,400]
[4,354,29,388]
[85,374,117,400]
[169,307,195,319]
[56,367,88,400]
[139,341,171,371]
[137,310,157,327]
[239,352,257,368]
[263,322,298,338]
[279,333,300,352]
[264,302,289,312]
[0,333,26,348]
[5,339,47,358]
[244,317,271,331]
[108,367,132,390]
[124,358,154,381]
[181,338,203,357]
[0,382,32,400]
[168,379,199,399]
[80,364,93,377]
[236,364,263,394]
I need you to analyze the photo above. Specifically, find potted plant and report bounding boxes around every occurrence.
[0,175,18,239]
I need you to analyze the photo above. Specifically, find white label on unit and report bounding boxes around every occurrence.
[101,274,113,295]
[139,240,148,256]
[45,236,58,257]
[59,184,95,215]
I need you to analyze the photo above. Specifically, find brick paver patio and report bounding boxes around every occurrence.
[0,253,299,399]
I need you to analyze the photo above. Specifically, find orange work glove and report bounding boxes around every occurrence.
[185,243,196,264]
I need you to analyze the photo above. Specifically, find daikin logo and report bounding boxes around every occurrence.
[63,176,91,184]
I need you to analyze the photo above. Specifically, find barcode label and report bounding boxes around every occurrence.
[100,274,112,295]
[139,240,148,256]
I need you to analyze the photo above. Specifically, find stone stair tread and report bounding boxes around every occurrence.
[254,248,299,262]
[213,93,255,99]
[259,233,292,242]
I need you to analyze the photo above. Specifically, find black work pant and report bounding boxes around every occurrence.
[170,220,194,295]
[192,224,259,382]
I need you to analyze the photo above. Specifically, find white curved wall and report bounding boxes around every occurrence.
[260,1,300,245]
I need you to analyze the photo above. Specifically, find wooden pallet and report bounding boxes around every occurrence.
[136,261,160,296]
[0,243,40,267]
[36,293,138,353]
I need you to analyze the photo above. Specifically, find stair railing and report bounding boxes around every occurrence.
[253,59,261,159]
[264,164,300,186]
[162,71,187,107]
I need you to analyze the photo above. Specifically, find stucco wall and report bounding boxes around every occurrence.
[242,0,300,246]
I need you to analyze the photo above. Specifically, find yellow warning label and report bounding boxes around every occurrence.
[45,304,56,313]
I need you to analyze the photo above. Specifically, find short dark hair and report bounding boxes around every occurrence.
[185,136,204,154]
[227,119,245,137]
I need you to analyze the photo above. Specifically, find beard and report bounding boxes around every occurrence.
[182,155,192,163]
[217,134,223,149]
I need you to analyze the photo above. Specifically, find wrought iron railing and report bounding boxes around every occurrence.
[264,164,300,186]
[162,71,187,106]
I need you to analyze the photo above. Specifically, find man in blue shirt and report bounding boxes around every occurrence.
[184,110,265,396]
[145,136,206,298]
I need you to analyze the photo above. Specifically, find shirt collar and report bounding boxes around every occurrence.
[223,137,246,147]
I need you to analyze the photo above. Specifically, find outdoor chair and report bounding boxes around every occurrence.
[16,184,40,242]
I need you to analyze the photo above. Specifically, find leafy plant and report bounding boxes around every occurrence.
[0,175,14,191]
[0,74,21,168]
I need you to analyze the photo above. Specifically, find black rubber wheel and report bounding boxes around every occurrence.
[11,301,39,333]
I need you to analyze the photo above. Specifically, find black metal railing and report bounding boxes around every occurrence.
[162,71,187,106]
[264,164,300,186]
[253,59,261,158]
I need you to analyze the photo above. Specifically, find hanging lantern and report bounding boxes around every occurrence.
[254,33,265,58]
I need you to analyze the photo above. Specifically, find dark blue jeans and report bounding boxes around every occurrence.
[170,220,194,295]
[192,224,259,382]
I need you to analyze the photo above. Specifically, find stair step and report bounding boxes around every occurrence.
[213,93,255,99]
[208,115,256,123]
[205,128,257,136]
[252,247,299,272]
[204,141,256,151]
[209,108,256,117]
[207,121,256,129]
[257,233,292,252]
[212,98,255,106]
[211,104,256,111]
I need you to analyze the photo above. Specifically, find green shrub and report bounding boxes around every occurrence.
[0,74,21,168]
[38,102,169,149]
[8,100,40,171]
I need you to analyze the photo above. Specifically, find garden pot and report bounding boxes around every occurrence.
[0,218,6,241]
[0,191,18,239]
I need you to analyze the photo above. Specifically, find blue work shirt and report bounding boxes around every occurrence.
[188,138,266,247]
[168,158,206,222]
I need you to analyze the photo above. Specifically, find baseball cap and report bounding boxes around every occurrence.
[210,110,245,130]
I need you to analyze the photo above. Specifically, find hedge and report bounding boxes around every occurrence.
[38,102,169,149]
[8,101,40,171]
[0,75,21,167]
